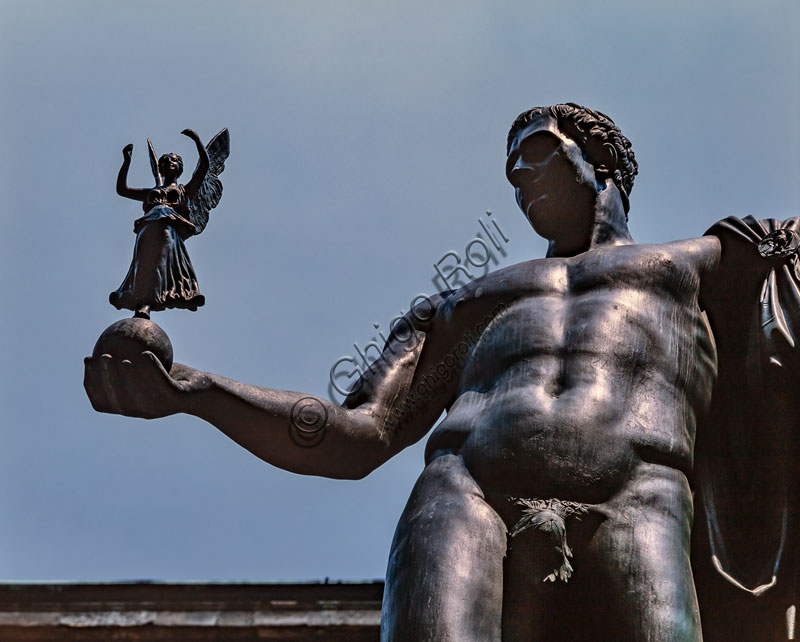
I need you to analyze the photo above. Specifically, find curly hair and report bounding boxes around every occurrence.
[507,103,638,213]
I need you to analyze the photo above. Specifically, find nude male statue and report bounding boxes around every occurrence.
[84,104,798,641]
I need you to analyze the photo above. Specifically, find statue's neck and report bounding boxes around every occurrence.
[546,183,633,258]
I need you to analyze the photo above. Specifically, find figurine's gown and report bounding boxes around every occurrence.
[109,184,205,313]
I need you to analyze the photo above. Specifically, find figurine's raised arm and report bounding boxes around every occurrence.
[84,297,455,480]
[181,129,209,200]
[116,144,149,202]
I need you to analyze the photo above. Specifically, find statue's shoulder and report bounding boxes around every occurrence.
[654,236,723,274]
[432,258,558,323]
[470,256,562,293]
[568,238,720,280]
[443,257,559,296]
[643,235,720,260]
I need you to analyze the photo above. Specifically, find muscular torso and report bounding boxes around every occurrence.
[423,237,721,502]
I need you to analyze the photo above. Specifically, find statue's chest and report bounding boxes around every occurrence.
[566,244,701,300]
[459,245,706,369]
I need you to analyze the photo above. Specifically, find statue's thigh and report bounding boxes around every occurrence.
[588,464,702,642]
[380,454,506,642]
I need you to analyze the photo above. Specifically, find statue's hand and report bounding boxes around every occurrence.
[83,352,207,419]
[122,143,133,159]
[180,129,201,143]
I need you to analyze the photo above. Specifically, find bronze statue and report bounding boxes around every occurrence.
[111,128,230,318]
[84,106,798,641]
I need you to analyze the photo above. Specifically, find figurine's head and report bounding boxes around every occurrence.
[158,153,184,181]
[506,104,637,220]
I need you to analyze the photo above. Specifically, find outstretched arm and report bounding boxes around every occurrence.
[116,144,149,202]
[84,301,453,480]
[181,129,209,200]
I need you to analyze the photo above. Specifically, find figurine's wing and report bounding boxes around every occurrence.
[147,139,163,187]
[693,216,800,618]
[189,128,230,235]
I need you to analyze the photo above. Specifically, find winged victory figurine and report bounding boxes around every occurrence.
[110,128,230,319]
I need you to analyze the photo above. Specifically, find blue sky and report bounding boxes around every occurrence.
[1,1,798,581]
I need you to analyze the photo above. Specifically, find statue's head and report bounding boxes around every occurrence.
[158,153,184,181]
[506,104,638,218]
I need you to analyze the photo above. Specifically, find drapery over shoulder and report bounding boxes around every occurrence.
[696,215,800,599]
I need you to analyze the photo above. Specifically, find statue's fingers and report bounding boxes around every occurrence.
[121,352,174,418]
[141,351,171,378]
[119,358,153,417]
[83,356,96,384]
[110,354,144,415]
[98,354,126,415]
[83,356,111,413]
[84,354,121,414]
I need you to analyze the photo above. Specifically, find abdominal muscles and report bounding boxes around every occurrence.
[437,362,691,504]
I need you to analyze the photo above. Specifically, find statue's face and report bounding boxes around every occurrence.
[159,154,182,181]
[506,114,600,241]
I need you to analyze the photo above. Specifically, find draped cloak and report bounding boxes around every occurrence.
[694,216,800,640]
